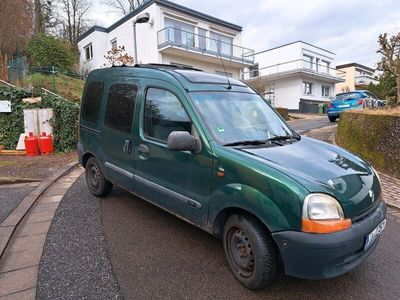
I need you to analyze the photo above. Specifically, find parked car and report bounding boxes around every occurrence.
[327,90,385,122]
[78,64,386,290]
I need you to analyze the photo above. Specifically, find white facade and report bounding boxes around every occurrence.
[244,41,344,111]
[77,0,254,79]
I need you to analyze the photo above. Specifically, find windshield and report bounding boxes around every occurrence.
[190,92,295,145]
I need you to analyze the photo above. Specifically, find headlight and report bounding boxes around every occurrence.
[302,193,351,234]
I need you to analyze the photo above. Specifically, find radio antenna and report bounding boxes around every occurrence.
[215,38,232,90]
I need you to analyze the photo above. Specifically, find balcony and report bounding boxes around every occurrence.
[157,27,255,66]
[355,75,378,86]
[243,59,345,83]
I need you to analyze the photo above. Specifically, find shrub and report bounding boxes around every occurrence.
[0,86,79,152]
[25,34,76,72]
[336,109,400,178]
[275,107,289,120]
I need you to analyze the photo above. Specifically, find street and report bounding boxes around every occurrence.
[288,116,334,134]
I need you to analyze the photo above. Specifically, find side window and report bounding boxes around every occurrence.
[144,88,191,142]
[104,83,137,132]
[81,81,104,124]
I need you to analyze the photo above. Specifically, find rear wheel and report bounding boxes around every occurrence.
[85,157,113,196]
[223,214,278,290]
[328,116,337,122]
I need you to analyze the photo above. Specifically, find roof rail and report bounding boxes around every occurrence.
[134,63,203,71]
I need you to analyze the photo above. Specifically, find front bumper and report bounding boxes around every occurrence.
[272,201,386,279]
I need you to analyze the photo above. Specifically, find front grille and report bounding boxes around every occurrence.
[351,199,380,224]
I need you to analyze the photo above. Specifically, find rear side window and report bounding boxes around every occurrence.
[104,83,137,132]
[143,88,191,142]
[81,82,104,123]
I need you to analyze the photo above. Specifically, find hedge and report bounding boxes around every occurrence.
[336,109,400,178]
[0,86,79,152]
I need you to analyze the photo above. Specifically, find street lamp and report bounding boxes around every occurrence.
[133,12,150,63]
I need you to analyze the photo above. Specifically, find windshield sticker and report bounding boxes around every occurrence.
[217,127,225,133]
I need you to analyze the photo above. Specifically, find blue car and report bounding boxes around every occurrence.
[327,90,384,122]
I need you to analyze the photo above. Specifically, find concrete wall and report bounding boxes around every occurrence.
[335,66,355,93]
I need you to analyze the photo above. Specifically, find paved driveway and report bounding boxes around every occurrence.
[102,186,399,300]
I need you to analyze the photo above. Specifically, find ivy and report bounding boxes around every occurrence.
[0,86,79,152]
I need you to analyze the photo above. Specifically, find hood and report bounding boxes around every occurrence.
[239,137,380,218]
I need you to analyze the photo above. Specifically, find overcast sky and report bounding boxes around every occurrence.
[91,0,400,68]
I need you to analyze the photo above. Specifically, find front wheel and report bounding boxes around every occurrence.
[328,116,337,122]
[223,214,278,290]
[85,157,113,196]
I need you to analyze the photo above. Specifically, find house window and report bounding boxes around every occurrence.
[84,43,93,61]
[303,82,313,95]
[322,85,331,97]
[164,18,195,47]
[198,28,207,50]
[210,32,233,57]
[110,38,117,50]
[249,63,259,78]
[303,54,313,70]
[321,60,330,74]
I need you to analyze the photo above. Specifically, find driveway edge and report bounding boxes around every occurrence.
[0,161,79,258]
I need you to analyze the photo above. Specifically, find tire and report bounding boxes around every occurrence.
[328,116,337,122]
[223,214,278,290]
[85,157,113,196]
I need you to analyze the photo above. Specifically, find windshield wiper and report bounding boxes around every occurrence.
[223,140,268,147]
[267,135,300,142]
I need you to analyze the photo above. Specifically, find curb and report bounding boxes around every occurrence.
[0,161,79,258]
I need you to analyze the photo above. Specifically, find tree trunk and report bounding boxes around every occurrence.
[396,75,400,106]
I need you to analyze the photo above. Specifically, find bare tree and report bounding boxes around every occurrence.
[104,0,149,15]
[59,0,91,45]
[34,0,61,35]
[377,32,400,106]
[0,0,34,79]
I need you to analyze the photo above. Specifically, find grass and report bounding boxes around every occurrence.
[21,73,85,102]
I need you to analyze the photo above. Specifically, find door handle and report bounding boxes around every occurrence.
[123,139,132,154]
[138,144,150,156]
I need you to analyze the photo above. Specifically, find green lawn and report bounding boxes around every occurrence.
[22,73,85,102]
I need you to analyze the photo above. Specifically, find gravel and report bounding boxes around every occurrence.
[37,174,123,299]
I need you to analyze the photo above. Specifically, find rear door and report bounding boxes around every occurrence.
[100,77,139,190]
[132,80,213,225]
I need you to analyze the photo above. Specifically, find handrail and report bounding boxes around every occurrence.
[243,58,346,79]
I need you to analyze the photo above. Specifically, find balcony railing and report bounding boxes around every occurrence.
[355,75,378,85]
[243,59,345,80]
[157,27,255,64]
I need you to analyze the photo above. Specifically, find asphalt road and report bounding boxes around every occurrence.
[102,185,399,300]
[0,183,37,223]
[289,117,334,133]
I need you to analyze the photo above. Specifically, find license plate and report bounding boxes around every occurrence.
[338,104,350,108]
[364,219,386,251]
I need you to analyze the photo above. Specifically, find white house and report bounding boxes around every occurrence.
[243,41,344,112]
[77,0,254,79]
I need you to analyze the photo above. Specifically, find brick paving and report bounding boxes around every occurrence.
[304,125,400,209]
[0,167,83,299]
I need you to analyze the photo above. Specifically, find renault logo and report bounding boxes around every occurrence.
[369,190,375,203]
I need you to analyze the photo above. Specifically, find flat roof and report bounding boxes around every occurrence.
[336,63,375,73]
[77,0,242,43]
[253,40,336,56]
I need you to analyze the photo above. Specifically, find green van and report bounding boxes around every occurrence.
[78,64,386,290]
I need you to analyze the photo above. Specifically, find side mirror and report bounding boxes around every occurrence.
[167,131,201,154]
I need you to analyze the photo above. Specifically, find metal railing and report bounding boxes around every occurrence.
[243,59,346,80]
[157,27,255,64]
[355,75,378,85]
